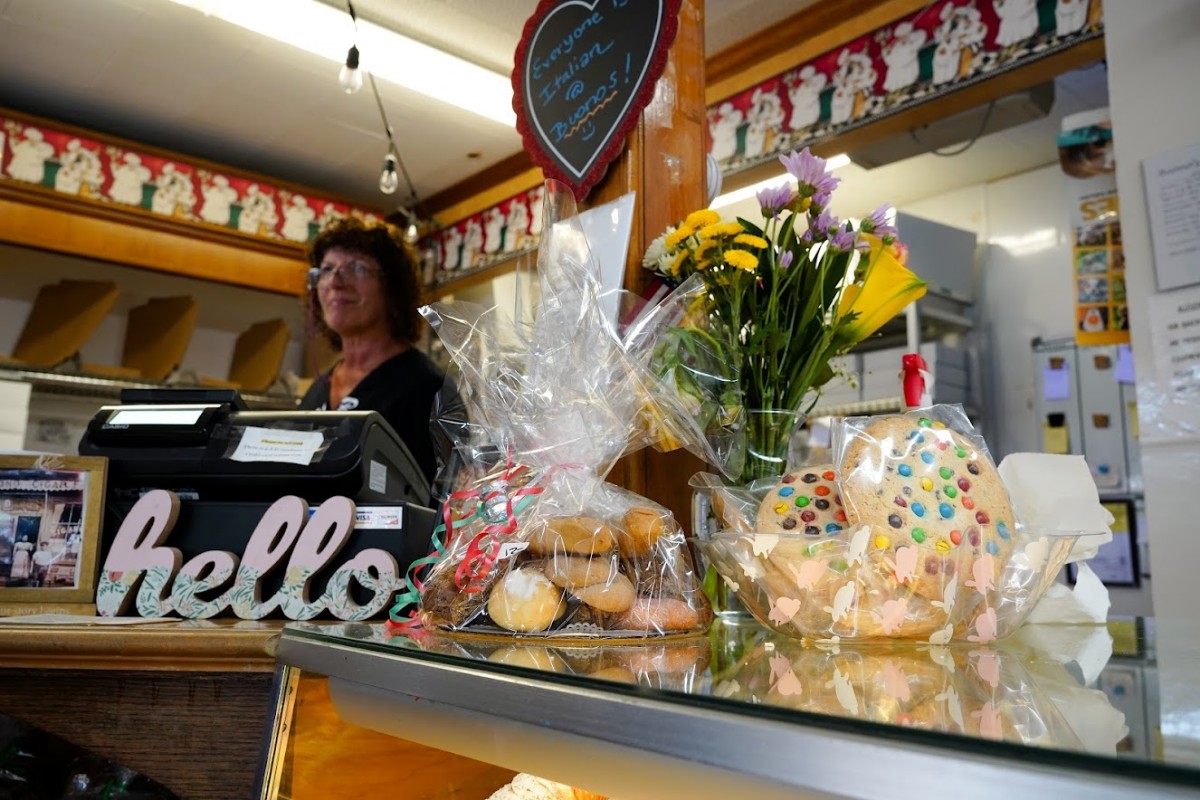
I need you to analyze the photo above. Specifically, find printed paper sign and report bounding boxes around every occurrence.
[1143,141,1200,292]
[1148,284,1200,399]
[230,426,323,466]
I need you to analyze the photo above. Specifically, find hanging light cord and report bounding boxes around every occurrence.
[346,0,426,219]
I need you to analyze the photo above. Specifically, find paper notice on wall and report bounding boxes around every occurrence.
[1142,141,1200,292]
[1043,364,1071,400]
[0,379,32,450]
[1115,344,1136,384]
[230,426,323,465]
[1147,284,1200,399]
[1043,422,1070,454]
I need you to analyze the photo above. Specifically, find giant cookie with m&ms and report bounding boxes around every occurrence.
[755,465,849,537]
[837,415,1017,600]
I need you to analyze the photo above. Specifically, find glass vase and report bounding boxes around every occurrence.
[693,408,807,617]
[739,408,806,484]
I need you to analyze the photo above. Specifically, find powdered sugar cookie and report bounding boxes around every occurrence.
[837,414,1017,600]
[755,466,849,536]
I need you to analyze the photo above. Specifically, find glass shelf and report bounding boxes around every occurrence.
[0,364,298,410]
[277,616,1200,799]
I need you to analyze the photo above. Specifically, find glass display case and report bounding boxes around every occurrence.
[271,616,1200,799]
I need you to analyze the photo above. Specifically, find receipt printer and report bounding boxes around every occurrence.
[79,388,430,507]
[79,389,435,606]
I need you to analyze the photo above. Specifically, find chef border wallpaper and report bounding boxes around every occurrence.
[0,113,381,247]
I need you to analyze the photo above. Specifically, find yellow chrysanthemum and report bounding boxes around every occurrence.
[734,233,768,249]
[695,239,718,259]
[698,221,745,240]
[685,209,721,228]
[724,250,759,271]
[696,259,714,271]
[665,224,695,249]
[668,249,688,276]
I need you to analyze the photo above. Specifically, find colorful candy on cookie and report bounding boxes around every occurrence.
[755,465,849,537]
[837,414,1017,599]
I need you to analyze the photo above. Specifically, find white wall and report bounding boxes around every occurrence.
[1105,1,1200,762]
[906,170,1076,460]
[1105,1,1200,626]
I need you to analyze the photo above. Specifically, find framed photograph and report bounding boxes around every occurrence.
[0,454,107,605]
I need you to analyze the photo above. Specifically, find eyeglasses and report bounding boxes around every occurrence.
[311,260,379,286]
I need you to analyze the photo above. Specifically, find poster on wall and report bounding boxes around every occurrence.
[1059,110,1128,346]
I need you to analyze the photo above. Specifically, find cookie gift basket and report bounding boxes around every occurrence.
[396,182,720,640]
[692,405,1109,643]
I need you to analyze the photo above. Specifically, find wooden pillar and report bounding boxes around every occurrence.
[587,0,707,532]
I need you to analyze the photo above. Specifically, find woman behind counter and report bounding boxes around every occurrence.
[301,217,456,491]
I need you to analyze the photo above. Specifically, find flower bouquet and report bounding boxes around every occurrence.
[642,147,928,484]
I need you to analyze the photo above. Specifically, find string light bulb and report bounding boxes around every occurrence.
[338,45,363,94]
[405,221,419,242]
[379,153,399,195]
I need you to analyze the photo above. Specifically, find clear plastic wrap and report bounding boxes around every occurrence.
[620,272,743,478]
[692,405,1107,642]
[410,181,713,639]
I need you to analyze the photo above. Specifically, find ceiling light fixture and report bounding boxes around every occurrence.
[378,152,399,195]
[709,154,853,210]
[165,0,515,126]
[338,1,434,236]
[338,44,363,94]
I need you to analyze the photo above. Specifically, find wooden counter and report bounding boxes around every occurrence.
[0,619,283,800]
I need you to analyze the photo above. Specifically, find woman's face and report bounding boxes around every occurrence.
[315,247,389,339]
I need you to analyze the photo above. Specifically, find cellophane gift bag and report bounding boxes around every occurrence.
[404,182,717,639]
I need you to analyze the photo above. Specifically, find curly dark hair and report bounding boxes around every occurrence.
[306,217,423,349]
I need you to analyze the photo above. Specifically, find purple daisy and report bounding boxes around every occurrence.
[757,183,798,219]
[829,228,857,253]
[861,204,897,239]
[778,148,840,199]
[809,209,840,240]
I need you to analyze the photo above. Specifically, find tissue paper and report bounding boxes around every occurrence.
[998,453,1114,560]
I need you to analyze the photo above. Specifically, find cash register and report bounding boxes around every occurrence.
[79,388,437,607]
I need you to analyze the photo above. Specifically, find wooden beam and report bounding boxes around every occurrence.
[590,0,708,531]
[424,151,540,225]
[422,252,535,302]
[0,189,307,296]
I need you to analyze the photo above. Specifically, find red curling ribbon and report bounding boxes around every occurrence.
[385,456,548,634]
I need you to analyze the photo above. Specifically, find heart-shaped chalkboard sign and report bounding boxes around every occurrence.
[513,0,682,201]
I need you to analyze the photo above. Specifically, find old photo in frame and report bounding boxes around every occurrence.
[0,454,107,606]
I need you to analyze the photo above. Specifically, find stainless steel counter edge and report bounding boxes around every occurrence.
[277,631,1197,800]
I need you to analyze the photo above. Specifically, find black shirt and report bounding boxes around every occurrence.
[299,349,448,487]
